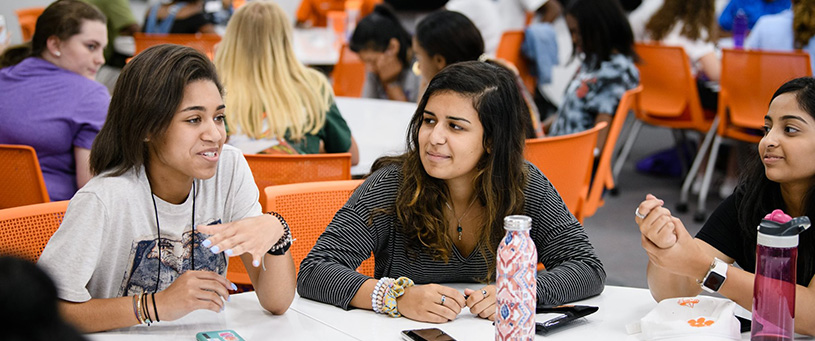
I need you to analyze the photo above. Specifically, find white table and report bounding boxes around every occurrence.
[85,285,815,340]
[86,293,357,341]
[293,28,341,66]
[335,97,418,176]
[290,285,656,341]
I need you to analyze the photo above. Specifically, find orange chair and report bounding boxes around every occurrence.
[496,30,536,94]
[332,43,366,97]
[684,49,812,220]
[243,153,352,211]
[584,86,642,218]
[524,122,606,223]
[0,200,69,262]
[264,180,373,277]
[612,43,715,192]
[15,7,44,42]
[133,32,221,59]
[0,144,49,209]
[227,154,352,286]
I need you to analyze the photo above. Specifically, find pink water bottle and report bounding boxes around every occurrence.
[751,210,810,341]
[496,215,537,341]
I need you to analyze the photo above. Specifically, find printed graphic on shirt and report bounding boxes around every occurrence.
[119,221,226,296]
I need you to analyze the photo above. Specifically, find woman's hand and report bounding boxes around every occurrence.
[636,194,676,248]
[376,51,403,84]
[464,285,496,321]
[397,284,465,323]
[636,194,711,280]
[198,214,284,267]
[154,270,235,321]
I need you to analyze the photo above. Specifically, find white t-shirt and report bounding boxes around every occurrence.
[642,22,717,75]
[446,0,503,56]
[497,0,548,31]
[38,145,262,302]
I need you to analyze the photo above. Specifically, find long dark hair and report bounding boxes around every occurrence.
[371,61,528,279]
[566,0,637,69]
[349,4,412,67]
[0,0,106,68]
[645,0,715,42]
[90,45,223,176]
[736,77,815,285]
[415,10,484,66]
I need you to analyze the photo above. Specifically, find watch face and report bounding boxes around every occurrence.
[703,272,726,291]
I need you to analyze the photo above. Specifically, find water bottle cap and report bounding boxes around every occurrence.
[757,216,811,236]
[503,215,532,231]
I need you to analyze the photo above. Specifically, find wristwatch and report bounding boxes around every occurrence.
[699,257,728,293]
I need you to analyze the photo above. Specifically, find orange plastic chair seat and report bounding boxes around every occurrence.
[0,201,69,262]
[0,144,50,209]
[133,32,221,59]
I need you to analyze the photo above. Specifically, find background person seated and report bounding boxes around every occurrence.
[0,0,109,201]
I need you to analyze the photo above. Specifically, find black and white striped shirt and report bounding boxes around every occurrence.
[297,162,606,309]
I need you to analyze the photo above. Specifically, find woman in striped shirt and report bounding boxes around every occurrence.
[297,61,606,323]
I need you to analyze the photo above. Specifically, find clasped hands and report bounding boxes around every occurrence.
[397,284,497,323]
[636,194,707,279]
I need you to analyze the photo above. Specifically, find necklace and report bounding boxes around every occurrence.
[150,181,196,293]
[445,196,478,241]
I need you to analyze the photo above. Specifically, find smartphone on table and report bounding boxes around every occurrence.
[195,329,245,341]
[401,328,457,341]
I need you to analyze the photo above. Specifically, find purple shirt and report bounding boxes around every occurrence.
[0,57,109,201]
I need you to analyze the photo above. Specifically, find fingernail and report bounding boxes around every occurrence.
[252,260,260,267]
[202,239,211,247]
[224,249,233,256]
[221,306,225,312]
[227,295,231,302]
[231,283,238,291]
[210,245,220,254]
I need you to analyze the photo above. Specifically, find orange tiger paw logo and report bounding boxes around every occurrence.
[678,298,700,308]
[688,317,715,327]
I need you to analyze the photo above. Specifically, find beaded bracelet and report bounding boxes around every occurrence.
[382,276,414,318]
[371,277,394,314]
[267,211,293,256]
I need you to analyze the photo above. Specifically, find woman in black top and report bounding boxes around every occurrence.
[637,77,815,335]
[298,61,605,323]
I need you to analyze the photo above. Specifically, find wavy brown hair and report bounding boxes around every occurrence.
[371,61,529,279]
[793,0,815,49]
[644,0,715,42]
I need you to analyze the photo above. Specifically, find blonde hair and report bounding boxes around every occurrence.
[214,0,331,141]
[793,0,815,50]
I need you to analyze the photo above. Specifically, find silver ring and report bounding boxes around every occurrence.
[440,294,446,305]
[635,207,646,219]
[482,289,488,297]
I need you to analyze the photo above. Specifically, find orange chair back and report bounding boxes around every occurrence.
[584,86,642,217]
[263,180,373,278]
[524,122,606,222]
[227,154,352,285]
[0,200,68,262]
[718,49,813,142]
[332,44,366,97]
[15,7,44,42]
[496,30,536,94]
[633,43,712,132]
[0,144,50,209]
[133,32,222,59]
[243,153,352,210]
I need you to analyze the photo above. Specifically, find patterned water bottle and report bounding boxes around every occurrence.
[496,215,537,341]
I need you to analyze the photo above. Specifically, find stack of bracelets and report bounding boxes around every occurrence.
[370,276,414,317]
[132,292,159,326]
